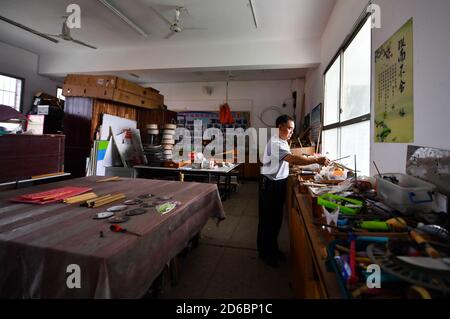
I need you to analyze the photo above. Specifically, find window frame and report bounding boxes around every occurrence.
[323,13,372,132]
[322,12,372,173]
[0,72,25,112]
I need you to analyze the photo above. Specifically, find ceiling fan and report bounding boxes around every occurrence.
[149,6,205,39]
[0,15,58,44]
[0,14,96,49]
[47,16,97,49]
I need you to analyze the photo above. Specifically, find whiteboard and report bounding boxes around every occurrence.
[100,114,137,140]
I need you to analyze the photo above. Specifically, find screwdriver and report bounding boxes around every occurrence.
[110,224,141,237]
[409,230,440,258]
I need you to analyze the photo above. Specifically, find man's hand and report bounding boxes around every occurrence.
[316,156,331,166]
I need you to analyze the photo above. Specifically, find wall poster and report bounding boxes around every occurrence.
[375,18,413,143]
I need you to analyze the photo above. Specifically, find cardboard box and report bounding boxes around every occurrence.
[112,90,160,109]
[63,83,161,109]
[64,74,118,88]
[291,147,316,156]
[64,74,160,97]
[62,84,115,100]
[63,75,164,108]
[116,78,159,97]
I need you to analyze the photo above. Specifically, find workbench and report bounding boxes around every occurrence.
[0,177,224,298]
[134,163,242,200]
[287,175,342,298]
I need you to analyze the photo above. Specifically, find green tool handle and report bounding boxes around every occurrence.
[359,221,390,232]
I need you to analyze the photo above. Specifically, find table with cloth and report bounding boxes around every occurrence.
[0,176,224,298]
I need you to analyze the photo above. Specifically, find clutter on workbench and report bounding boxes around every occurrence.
[375,173,437,214]
[291,154,450,298]
[327,236,450,299]
[318,194,363,215]
[9,186,92,205]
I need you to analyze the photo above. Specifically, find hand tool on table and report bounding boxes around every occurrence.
[64,192,98,204]
[313,222,352,232]
[96,176,122,183]
[82,193,126,208]
[373,161,382,178]
[359,221,390,232]
[315,220,392,233]
[384,216,441,258]
[330,155,351,163]
[409,230,440,258]
[110,224,141,237]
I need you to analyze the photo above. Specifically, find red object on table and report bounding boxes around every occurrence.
[348,239,359,285]
[9,186,92,205]
[110,224,141,237]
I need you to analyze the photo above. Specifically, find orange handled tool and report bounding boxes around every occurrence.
[110,224,141,237]
[410,230,440,258]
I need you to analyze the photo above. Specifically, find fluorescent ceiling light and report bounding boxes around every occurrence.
[97,0,148,37]
[249,0,258,28]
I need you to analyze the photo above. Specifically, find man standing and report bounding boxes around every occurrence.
[258,115,329,267]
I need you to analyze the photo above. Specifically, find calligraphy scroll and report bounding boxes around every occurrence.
[375,18,413,143]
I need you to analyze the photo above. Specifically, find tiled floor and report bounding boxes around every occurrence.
[159,181,294,299]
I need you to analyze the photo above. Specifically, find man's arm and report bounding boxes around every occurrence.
[283,154,330,166]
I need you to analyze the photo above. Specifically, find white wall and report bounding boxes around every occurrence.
[371,0,450,174]
[305,0,367,113]
[0,41,61,113]
[151,79,305,130]
[305,0,450,175]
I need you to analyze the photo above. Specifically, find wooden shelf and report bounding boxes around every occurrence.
[287,176,342,299]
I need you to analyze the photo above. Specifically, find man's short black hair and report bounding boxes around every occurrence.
[275,115,294,128]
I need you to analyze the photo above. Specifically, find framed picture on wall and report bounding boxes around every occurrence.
[311,103,322,124]
[310,103,322,145]
[303,113,310,131]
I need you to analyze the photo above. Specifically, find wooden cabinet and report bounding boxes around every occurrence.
[0,134,65,183]
[63,97,176,177]
[287,176,342,299]
[243,162,261,179]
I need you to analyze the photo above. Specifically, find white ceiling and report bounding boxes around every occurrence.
[0,0,336,82]
[83,67,309,83]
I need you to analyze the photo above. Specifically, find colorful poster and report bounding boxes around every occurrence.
[375,18,413,143]
[95,140,109,176]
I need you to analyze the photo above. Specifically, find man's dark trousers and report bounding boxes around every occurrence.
[257,175,287,261]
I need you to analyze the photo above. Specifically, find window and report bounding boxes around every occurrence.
[0,74,23,111]
[322,16,371,176]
